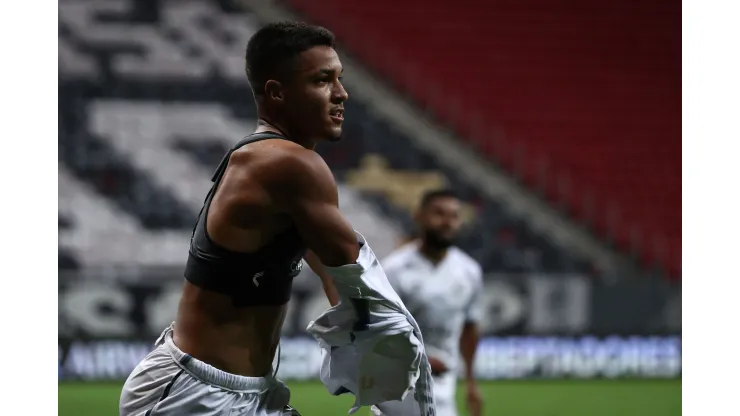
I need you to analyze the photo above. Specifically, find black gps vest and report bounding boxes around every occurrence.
[184,133,307,306]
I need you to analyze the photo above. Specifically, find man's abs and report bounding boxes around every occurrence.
[173,280,288,377]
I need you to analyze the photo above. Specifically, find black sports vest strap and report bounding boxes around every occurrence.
[190,132,290,238]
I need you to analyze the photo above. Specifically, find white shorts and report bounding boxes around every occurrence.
[119,325,298,416]
[430,371,458,416]
[371,371,456,416]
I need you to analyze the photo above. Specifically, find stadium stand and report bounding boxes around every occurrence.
[59,0,597,276]
[282,0,681,278]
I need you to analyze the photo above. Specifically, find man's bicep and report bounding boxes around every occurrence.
[290,198,358,267]
[270,153,358,267]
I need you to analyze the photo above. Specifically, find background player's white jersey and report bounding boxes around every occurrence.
[382,242,484,373]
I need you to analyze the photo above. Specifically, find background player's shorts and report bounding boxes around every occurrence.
[370,371,456,416]
[430,371,458,416]
[119,324,299,416]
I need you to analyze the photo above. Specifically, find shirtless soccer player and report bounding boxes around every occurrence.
[119,21,366,416]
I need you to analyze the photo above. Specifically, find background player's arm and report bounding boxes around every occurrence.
[460,319,480,382]
[460,269,484,384]
[460,267,485,416]
[304,250,339,306]
[267,149,359,268]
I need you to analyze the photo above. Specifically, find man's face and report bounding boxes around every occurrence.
[417,196,463,249]
[281,46,348,142]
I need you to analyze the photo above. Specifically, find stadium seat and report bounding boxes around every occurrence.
[284,0,681,278]
[59,0,597,275]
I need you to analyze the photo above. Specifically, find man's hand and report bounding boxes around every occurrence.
[465,382,483,416]
[427,356,449,376]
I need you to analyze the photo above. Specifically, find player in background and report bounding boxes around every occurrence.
[381,190,484,416]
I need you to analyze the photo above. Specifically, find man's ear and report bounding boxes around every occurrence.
[264,79,284,102]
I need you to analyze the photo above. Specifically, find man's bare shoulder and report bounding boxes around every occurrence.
[228,140,335,195]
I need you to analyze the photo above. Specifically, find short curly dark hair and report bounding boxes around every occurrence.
[420,189,459,208]
[245,21,336,96]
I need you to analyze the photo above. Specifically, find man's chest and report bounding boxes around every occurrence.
[398,265,473,317]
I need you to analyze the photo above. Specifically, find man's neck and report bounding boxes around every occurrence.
[255,117,316,150]
[418,241,448,266]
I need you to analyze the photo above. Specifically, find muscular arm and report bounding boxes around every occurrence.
[264,147,359,268]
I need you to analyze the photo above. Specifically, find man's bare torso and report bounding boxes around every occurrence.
[174,138,306,377]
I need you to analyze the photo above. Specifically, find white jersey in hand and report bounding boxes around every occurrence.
[306,233,436,416]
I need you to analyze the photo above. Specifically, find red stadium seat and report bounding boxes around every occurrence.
[285,0,681,279]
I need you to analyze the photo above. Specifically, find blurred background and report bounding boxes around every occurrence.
[58,0,681,414]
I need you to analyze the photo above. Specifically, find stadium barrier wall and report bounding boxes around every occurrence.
[58,335,681,381]
[58,268,681,381]
[59,268,681,338]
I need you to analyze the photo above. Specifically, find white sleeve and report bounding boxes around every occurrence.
[463,266,484,324]
[381,258,408,300]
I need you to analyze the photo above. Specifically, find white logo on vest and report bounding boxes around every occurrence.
[252,271,265,287]
[290,260,304,273]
